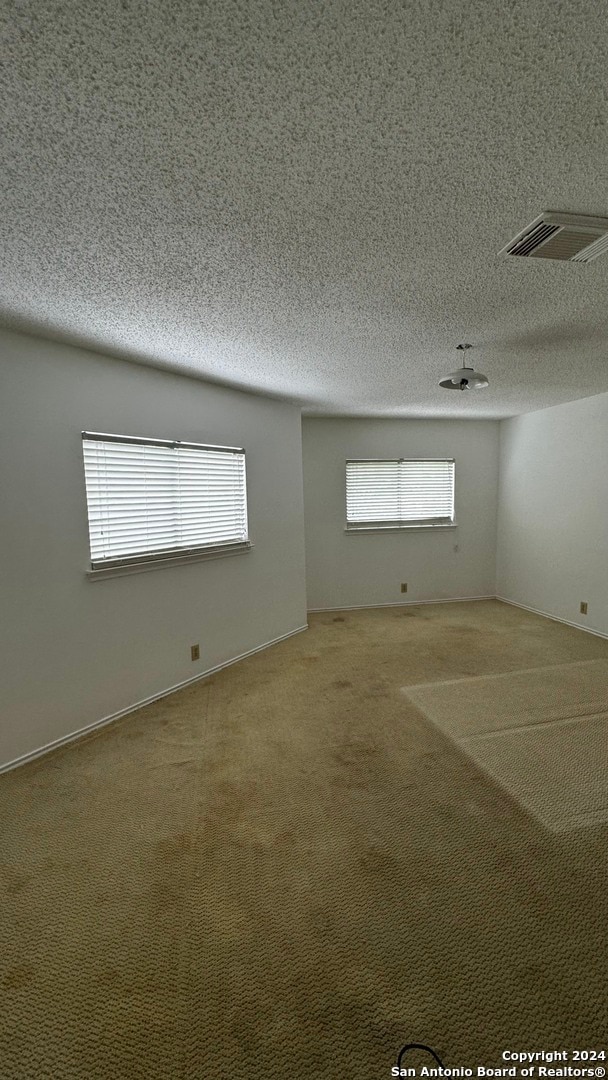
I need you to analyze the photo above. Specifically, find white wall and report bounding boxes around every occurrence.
[302,418,499,610]
[497,392,608,637]
[0,329,307,768]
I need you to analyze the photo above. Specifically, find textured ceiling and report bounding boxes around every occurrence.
[2,0,608,417]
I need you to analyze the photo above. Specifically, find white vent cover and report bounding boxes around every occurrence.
[500,212,608,263]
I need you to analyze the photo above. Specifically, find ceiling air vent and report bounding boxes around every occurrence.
[500,212,608,263]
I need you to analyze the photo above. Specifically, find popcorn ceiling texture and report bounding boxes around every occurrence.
[2,0,608,416]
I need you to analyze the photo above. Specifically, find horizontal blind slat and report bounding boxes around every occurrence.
[83,433,249,564]
[346,459,454,525]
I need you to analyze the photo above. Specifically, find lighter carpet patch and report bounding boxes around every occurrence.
[404,659,608,831]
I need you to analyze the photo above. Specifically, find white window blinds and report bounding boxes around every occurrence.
[346,458,455,529]
[82,432,249,569]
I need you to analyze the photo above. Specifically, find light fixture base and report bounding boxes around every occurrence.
[440,345,489,391]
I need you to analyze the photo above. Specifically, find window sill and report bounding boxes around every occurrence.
[344,524,457,534]
[87,542,253,580]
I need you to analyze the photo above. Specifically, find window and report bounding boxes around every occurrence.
[346,458,455,530]
[82,432,249,570]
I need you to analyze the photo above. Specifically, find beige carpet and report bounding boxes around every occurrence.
[1,600,608,1078]
[404,659,608,831]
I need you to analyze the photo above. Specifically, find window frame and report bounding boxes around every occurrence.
[82,430,251,577]
[345,457,456,532]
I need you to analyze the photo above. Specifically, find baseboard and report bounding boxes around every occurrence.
[308,595,496,614]
[0,623,309,775]
[496,596,608,641]
[6,597,605,775]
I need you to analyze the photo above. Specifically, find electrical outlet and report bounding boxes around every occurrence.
[401,583,408,593]
[580,602,588,616]
[190,644,200,661]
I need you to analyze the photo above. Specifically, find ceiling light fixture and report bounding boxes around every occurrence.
[439,344,489,391]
